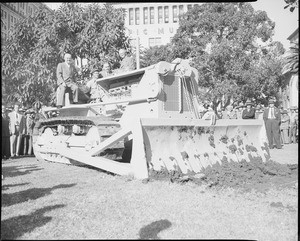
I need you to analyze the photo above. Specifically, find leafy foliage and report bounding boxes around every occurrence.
[1,3,129,107]
[282,42,299,75]
[139,44,175,68]
[284,0,298,12]
[171,3,283,109]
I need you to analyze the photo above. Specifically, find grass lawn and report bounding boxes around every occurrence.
[1,157,298,240]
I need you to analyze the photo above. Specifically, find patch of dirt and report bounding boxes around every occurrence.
[149,160,298,192]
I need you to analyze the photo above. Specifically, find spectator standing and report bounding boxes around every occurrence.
[86,68,110,102]
[23,109,35,155]
[8,102,26,157]
[280,109,290,144]
[2,104,11,159]
[118,49,136,73]
[201,105,216,125]
[255,104,264,119]
[242,100,256,119]
[56,53,79,108]
[236,102,244,119]
[263,99,282,149]
[289,106,298,144]
[222,105,237,119]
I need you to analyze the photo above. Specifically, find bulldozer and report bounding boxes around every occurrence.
[32,59,271,179]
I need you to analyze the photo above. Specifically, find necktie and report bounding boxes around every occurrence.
[271,108,274,118]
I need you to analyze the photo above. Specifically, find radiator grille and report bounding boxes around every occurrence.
[163,75,193,112]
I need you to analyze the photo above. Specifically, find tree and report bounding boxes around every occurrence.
[171,3,279,109]
[284,0,298,12]
[282,42,299,75]
[139,44,175,68]
[1,3,129,107]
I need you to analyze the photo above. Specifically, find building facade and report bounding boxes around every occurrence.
[1,2,52,43]
[111,2,200,49]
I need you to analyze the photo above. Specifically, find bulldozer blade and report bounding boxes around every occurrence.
[139,118,271,175]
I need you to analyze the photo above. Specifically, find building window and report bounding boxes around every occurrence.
[5,11,7,18]
[149,37,162,47]
[135,8,140,25]
[187,4,193,11]
[164,6,169,23]
[143,7,148,24]
[150,7,154,24]
[129,8,134,25]
[158,6,163,24]
[11,16,13,23]
[179,5,184,16]
[172,6,178,23]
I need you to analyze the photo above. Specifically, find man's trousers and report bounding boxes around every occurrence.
[56,82,79,106]
[265,119,281,149]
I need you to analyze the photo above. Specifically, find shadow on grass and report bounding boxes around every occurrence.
[2,182,31,191]
[2,165,44,178]
[1,183,76,207]
[139,219,172,240]
[1,204,65,240]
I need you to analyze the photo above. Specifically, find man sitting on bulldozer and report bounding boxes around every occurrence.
[86,68,110,103]
[56,53,80,108]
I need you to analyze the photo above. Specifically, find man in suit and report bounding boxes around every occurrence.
[263,99,282,149]
[8,102,26,157]
[242,99,256,119]
[56,53,79,107]
[2,104,10,159]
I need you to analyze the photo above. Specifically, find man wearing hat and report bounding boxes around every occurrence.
[8,102,26,157]
[86,68,110,102]
[23,108,35,156]
[242,100,256,119]
[263,99,282,149]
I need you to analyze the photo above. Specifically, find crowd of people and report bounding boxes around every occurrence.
[2,101,46,159]
[200,99,298,149]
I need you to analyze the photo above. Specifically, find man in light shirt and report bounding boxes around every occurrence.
[86,68,110,102]
[8,102,26,157]
[263,99,282,149]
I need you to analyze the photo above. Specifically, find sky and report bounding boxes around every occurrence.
[44,1,299,50]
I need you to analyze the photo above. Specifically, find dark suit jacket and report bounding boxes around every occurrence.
[56,62,78,85]
[263,107,281,123]
[242,108,256,119]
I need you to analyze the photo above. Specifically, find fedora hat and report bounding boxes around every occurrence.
[290,106,297,110]
[268,99,275,104]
